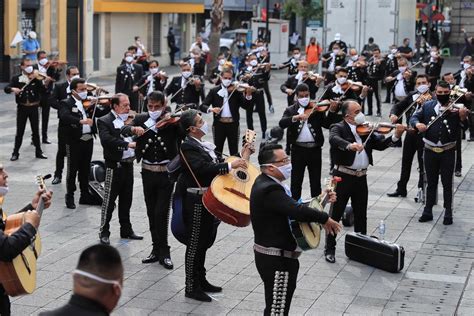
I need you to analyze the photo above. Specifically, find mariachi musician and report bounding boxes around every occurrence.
[366,48,385,116]
[423,46,443,91]
[321,43,346,84]
[383,46,399,103]
[165,61,203,109]
[280,60,323,107]
[384,57,416,104]
[278,46,302,76]
[115,51,143,112]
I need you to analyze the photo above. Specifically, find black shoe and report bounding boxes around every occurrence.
[325,253,336,263]
[443,217,453,225]
[185,289,212,302]
[65,194,76,209]
[99,236,110,245]
[455,170,462,177]
[10,153,19,161]
[418,214,433,222]
[387,190,407,198]
[376,112,382,117]
[120,232,143,240]
[52,176,61,185]
[201,279,222,293]
[467,138,474,142]
[36,152,48,159]
[42,139,51,144]
[79,194,101,205]
[142,252,159,264]
[366,113,373,116]
[159,257,174,270]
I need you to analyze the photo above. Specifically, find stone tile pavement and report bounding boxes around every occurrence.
[0,59,473,315]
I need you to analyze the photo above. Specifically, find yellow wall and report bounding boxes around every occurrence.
[57,0,67,61]
[42,0,51,53]
[4,0,19,56]
[94,1,204,13]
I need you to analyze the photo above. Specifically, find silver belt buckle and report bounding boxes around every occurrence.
[80,134,93,141]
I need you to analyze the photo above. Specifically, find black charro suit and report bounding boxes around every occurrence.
[165,76,202,107]
[279,104,339,199]
[280,75,319,107]
[115,63,143,111]
[49,81,70,179]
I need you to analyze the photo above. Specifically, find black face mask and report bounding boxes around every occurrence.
[436,94,450,105]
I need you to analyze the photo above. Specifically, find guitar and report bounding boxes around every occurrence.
[202,129,259,227]
[290,176,341,251]
[0,174,50,296]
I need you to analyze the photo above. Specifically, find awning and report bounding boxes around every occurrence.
[94,0,205,13]
[420,12,445,23]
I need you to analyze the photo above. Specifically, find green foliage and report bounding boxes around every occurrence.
[283,0,323,21]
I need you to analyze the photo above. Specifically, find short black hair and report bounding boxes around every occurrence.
[77,244,122,278]
[436,80,450,89]
[70,78,86,91]
[295,83,309,95]
[415,74,429,81]
[66,66,79,76]
[149,60,159,67]
[335,67,348,74]
[134,36,140,41]
[292,47,300,52]
[180,109,199,132]
[110,93,127,110]
[442,72,453,79]
[372,48,380,53]
[148,91,165,104]
[37,50,46,59]
[127,45,137,52]
[258,143,283,165]
[20,58,31,66]
[368,37,374,43]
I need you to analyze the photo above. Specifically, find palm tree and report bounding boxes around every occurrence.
[207,0,223,76]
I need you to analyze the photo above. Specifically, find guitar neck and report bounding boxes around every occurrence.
[35,200,44,218]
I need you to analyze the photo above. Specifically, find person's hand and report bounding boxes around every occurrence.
[128,142,136,149]
[459,106,469,120]
[325,190,337,203]
[394,124,406,138]
[11,87,21,95]
[316,76,324,86]
[403,70,412,80]
[80,118,93,126]
[286,89,294,96]
[241,142,255,158]
[231,158,247,169]
[348,143,364,152]
[416,123,427,133]
[323,218,342,236]
[132,85,139,92]
[31,189,53,210]
[293,113,309,121]
[361,85,369,96]
[24,210,40,229]
[389,114,399,124]
[329,100,340,112]
[385,76,394,83]
[131,126,145,136]
[210,107,221,114]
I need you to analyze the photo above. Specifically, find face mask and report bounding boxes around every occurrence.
[148,110,162,120]
[351,55,358,61]
[0,186,9,197]
[118,113,129,121]
[354,112,366,125]
[70,74,80,81]
[436,94,450,105]
[298,97,310,108]
[73,269,122,297]
[337,77,347,85]
[221,79,232,87]
[199,121,209,135]
[182,71,192,78]
[149,68,159,75]
[125,56,134,63]
[77,91,88,100]
[398,66,407,73]
[24,66,34,74]
[417,84,430,94]
[250,60,258,67]
[294,54,301,59]
[430,51,437,57]
[333,49,340,54]
[39,58,48,66]
[463,63,470,70]
[391,49,398,54]
[218,59,225,65]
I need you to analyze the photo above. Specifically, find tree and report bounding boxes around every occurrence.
[282,0,323,21]
[207,0,224,76]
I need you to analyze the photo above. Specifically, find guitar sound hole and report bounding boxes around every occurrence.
[236,170,248,181]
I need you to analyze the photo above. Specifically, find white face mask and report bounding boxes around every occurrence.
[125,56,134,63]
[337,77,347,85]
[298,97,310,108]
[463,63,470,70]
[391,48,398,54]
[77,91,88,100]
[351,55,358,61]
[294,53,301,59]
[149,68,159,75]
[417,84,430,94]
[199,121,209,135]
[218,59,225,65]
[39,58,48,66]
[24,66,34,74]
[262,163,292,181]
[118,113,129,121]
[332,49,340,54]
[430,51,437,57]
[0,186,9,197]
[398,66,407,73]
[73,269,122,297]
[148,110,162,120]
[70,74,80,81]
[221,79,232,87]
[182,71,192,78]
[250,60,258,67]
[354,112,366,125]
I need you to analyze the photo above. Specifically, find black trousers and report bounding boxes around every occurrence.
[99,162,134,237]
[468,110,474,139]
[54,126,67,178]
[142,169,173,255]
[326,170,368,253]
[396,132,424,193]
[183,192,216,292]
[423,147,455,218]
[246,91,267,135]
[0,285,10,316]
[13,105,42,155]
[385,81,394,103]
[290,145,322,200]
[456,131,462,172]
[66,139,93,196]
[262,81,273,107]
[255,252,299,316]
[366,78,381,115]
[213,121,239,156]
[40,96,50,140]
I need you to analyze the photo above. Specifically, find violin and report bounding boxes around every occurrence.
[86,83,110,95]
[232,81,257,92]
[340,79,365,92]
[124,110,137,125]
[82,95,114,109]
[304,100,331,115]
[356,122,411,136]
[46,60,68,68]
[155,112,181,129]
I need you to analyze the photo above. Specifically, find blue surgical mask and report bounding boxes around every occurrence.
[261,163,292,181]
[148,110,161,120]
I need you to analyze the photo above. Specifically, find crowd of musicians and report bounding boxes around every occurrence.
[1,34,474,315]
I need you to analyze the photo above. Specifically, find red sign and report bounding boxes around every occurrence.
[261,8,267,21]
[282,24,288,33]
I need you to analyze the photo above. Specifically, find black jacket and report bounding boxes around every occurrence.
[322,52,346,70]
[238,67,270,89]
[136,73,167,95]
[279,103,338,149]
[389,90,430,121]
[280,75,319,106]
[250,174,328,251]
[279,57,299,76]
[425,58,443,80]
[38,294,109,316]
[389,69,416,96]
[97,112,131,163]
[165,76,202,106]
[4,74,46,104]
[49,81,69,112]
[367,58,385,80]
[384,56,398,76]
[329,120,394,166]
[115,63,143,94]
[200,85,252,123]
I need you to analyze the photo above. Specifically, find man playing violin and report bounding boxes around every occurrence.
[165,61,202,109]
[387,74,431,198]
[423,46,444,91]
[280,60,323,107]
[116,51,144,112]
[383,45,400,104]
[366,48,385,116]
[0,164,53,315]
[121,91,183,268]
[385,57,416,103]
[321,43,346,85]
[410,81,469,225]
[279,83,339,200]
[4,58,48,161]
[325,101,405,263]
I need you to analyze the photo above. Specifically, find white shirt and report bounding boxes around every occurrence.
[190,136,232,171]
[394,77,407,99]
[460,70,466,88]
[295,107,315,143]
[190,42,210,53]
[290,33,299,45]
[73,96,92,135]
[181,76,188,89]
[147,74,155,96]
[295,71,304,85]
[328,53,336,72]
[331,82,344,95]
[347,123,370,170]
[111,111,135,160]
[217,85,232,118]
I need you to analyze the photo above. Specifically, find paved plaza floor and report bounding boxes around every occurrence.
[1,59,473,315]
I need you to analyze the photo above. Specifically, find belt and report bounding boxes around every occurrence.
[186,187,208,195]
[334,165,367,177]
[19,101,40,107]
[80,134,93,141]
[294,142,317,148]
[424,142,456,153]
[253,244,301,259]
[121,157,135,163]
[219,117,234,123]
[142,163,167,173]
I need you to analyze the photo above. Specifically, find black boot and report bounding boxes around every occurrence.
[201,278,222,293]
[185,288,212,302]
[65,193,76,209]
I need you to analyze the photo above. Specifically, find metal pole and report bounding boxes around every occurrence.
[266,0,270,42]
